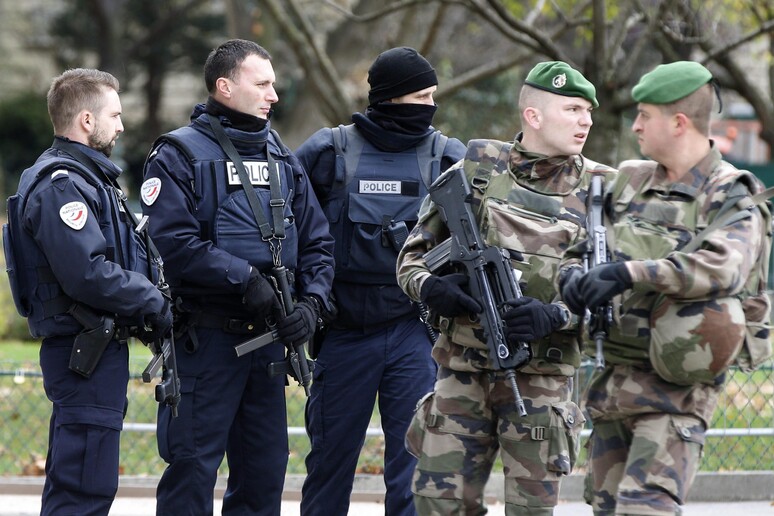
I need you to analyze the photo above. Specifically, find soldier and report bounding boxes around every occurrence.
[560,61,766,515]
[396,61,615,515]
[3,69,171,515]
[296,47,466,516]
[141,40,334,514]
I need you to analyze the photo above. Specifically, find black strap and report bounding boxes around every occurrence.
[207,114,285,241]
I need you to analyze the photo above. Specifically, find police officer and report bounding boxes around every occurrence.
[295,47,465,515]
[560,61,765,515]
[3,68,171,515]
[140,39,334,515]
[397,62,615,515]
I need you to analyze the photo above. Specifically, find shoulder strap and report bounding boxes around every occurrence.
[681,183,774,254]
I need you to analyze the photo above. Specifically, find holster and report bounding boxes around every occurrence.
[68,304,116,378]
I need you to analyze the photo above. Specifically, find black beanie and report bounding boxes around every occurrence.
[367,47,438,106]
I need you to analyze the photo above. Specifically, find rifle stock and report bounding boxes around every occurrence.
[427,168,532,416]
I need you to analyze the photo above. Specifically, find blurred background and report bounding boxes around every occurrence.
[0,0,771,481]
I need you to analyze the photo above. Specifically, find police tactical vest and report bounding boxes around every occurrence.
[325,124,447,284]
[150,125,299,278]
[3,157,150,338]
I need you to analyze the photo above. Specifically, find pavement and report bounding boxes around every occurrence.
[0,472,771,515]
[0,495,772,515]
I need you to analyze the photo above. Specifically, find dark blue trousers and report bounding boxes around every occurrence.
[155,327,289,515]
[301,317,436,516]
[39,336,129,516]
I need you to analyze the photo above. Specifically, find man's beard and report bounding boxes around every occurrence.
[88,126,116,157]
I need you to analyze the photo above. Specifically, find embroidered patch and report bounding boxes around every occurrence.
[141,177,162,206]
[59,201,88,230]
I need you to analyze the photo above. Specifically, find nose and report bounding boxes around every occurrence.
[632,115,642,132]
[117,117,124,134]
[581,110,592,127]
[267,85,279,103]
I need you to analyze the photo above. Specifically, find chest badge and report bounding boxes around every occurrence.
[141,177,162,206]
[59,201,88,230]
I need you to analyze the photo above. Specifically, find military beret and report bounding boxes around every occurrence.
[632,61,713,104]
[524,61,598,108]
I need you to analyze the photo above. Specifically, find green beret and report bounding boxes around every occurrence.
[524,61,598,108]
[632,61,712,104]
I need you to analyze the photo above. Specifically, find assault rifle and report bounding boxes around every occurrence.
[135,216,181,417]
[234,266,314,396]
[423,168,532,416]
[584,175,613,370]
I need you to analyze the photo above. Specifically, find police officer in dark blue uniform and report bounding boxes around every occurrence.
[3,69,171,515]
[295,47,466,516]
[140,39,334,515]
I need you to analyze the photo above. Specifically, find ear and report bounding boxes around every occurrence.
[672,113,690,136]
[78,110,93,133]
[215,77,232,99]
[523,107,542,130]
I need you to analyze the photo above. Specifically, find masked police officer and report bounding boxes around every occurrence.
[140,39,334,515]
[3,68,172,515]
[295,47,466,516]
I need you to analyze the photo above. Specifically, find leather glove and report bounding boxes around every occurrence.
[276,297,319,347]
[140,297,173,344]
[578,262,632,310]
[560,268,585,315]
[243,267,278,315]
[420,273,482,317]
[503,297,565,344]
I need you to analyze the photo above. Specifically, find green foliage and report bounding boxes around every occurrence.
[0,92,52,197]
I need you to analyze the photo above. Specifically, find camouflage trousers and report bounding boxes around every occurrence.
[584,414,706,515]
[405,367,585,515]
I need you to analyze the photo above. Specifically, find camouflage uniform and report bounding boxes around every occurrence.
[560,146,764,515]
[398,138,615,515]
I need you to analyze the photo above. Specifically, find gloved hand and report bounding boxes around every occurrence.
[243,267,278,315]
[559,267,585,315]
[503,297,565,344]
[420,273,482,317]
[276,297,319,347]
[140,297,173,344]
[578,262,632,310]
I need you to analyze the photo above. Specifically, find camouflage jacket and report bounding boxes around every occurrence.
[397,137,615,376]
[560,145,764,424]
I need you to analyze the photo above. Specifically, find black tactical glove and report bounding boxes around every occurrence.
[276,297,320,347]
[578,262,632,310]
[559,267,585,315]
[140,297,173,344]
[420,273,482,317]
[243,267,278,315]
[503,297,565,344]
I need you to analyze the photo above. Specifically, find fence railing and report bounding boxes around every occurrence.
[0,357,771,477]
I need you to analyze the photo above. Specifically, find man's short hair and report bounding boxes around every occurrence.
[47,68,119,135]
[204,39,272,93]
[659,84,714,136]
[518,84,550,115]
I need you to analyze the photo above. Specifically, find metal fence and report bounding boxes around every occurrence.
[0,355,771,477]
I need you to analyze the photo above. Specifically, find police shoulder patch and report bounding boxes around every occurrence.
[59,201,88,230]
[141,177,162,206]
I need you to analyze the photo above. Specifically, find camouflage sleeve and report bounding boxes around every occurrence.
[396,157,471,301]
[396,193,451,301]
[626,206,763,299]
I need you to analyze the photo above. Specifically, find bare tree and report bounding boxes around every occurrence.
[255,0,774,165]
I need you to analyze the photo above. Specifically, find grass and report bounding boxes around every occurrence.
[1,343,771,476]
